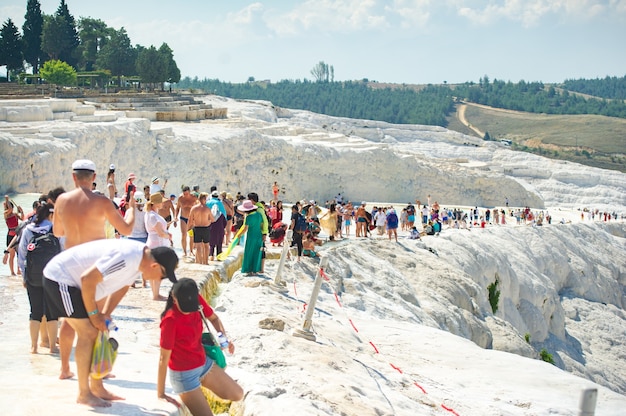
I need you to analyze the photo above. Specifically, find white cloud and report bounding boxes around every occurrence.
[264,0,388,35]
[452,0,624,27]
[385,0,433,28]
[611,0,626,14]
[229,2,264,25]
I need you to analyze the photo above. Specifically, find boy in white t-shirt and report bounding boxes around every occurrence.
[43,239,178,408]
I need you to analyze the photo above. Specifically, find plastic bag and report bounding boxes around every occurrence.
[90,331,118,379]
[201,332,226,369]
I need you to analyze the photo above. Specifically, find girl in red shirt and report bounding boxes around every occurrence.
[157,278,243,414]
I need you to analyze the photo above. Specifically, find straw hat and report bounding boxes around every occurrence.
[149,193,165,205]
[127,172,136,180]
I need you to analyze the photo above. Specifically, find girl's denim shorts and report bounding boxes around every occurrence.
[169,356,214,394]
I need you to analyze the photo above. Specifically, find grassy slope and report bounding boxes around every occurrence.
[446,103,626,172]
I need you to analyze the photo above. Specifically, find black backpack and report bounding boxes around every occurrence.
[25,230,61,287]
[294,213,308,233]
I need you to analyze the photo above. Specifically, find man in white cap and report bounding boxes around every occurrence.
[150,176,167,195]
[52,159,137,380]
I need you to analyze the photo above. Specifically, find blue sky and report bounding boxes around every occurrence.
[2,0,625,84]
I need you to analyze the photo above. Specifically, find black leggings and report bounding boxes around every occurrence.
[291,231,303,256]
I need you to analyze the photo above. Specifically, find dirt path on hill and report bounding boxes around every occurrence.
[456,103,484,138]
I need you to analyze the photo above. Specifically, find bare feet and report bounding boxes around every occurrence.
[50,346,59,354]
[91,385,124,401]
[77,392,112,408]
[31,346,37,354]
[153,295,167,301]
[59,370,75,380]
[40,341,50,348]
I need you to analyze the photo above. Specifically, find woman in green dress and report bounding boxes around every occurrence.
[238,200,263,275]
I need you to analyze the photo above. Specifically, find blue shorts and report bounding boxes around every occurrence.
[169,356,214,394]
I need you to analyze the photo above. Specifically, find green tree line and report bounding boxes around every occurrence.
[177,77,454,126]
[562,75,626,100]
[0,0,180,88]
[177,74,626,126]
[453,76,626,118]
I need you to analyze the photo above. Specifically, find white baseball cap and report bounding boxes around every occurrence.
[72,159,96,172]
[109,164,115,170]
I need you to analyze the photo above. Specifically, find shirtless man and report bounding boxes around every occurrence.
[157,190,176,230]
[175,186,197,256]
[52,159,136,396]
[188,192,214,264]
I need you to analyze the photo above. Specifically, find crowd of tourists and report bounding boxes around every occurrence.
[2,161,623,414]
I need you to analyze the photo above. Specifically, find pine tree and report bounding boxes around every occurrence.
[55,0,79,67]
[22,0,44,73]
[158,43,181,87]
[0,19,23,81]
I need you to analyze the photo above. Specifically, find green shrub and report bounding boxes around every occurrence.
[540,348,555,365]
[487,278,500,314]
[39,60,77,86]
[524,333,531,343]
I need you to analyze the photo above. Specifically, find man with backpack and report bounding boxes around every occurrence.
[206,191,227,261]
[290,205,307,261]
[17,202,61,354]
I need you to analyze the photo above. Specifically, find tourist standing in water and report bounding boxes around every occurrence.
[4,195,24,276]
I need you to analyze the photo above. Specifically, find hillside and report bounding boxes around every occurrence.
[448,102,626,172]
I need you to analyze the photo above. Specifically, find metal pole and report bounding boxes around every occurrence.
[578,388,597,416]
[270,229,292,292]
[293,256,329,341]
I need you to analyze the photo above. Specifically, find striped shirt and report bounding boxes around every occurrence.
[43,239,144,301]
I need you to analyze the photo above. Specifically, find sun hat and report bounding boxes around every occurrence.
[150,247,179,283]
[211,191,219,198]
[171,278,199,312]
[149,193,165,205]
[238,200,257,212]
[109,164,115,170]
[152,176,159,183]
[127,172,136,180]
[226,192,233,199]
[72,159,96,172]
